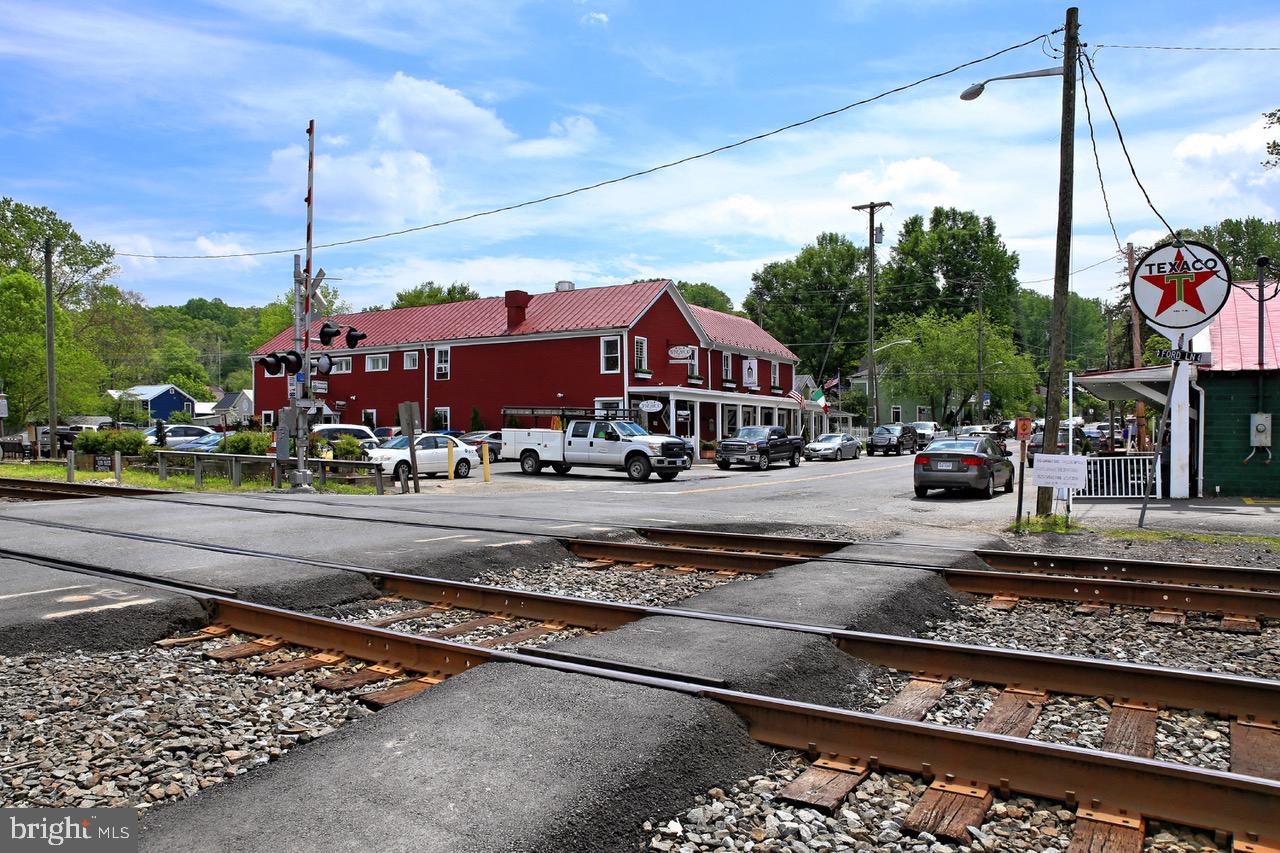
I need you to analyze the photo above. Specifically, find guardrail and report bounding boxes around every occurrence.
[152,450,384,494]
[1075,453,1160,499]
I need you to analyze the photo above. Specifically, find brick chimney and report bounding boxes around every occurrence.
[505,290,531,331]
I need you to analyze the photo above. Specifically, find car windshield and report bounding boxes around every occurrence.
[815,434,841,443]
[613,422,649,436]
[874,426,900,435]
[737,427,769,440]
[909,422,933,430]
[927,440,980,452]
[460,431,489,440]
[382,436,411,449]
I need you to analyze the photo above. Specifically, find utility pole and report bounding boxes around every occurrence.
[293,119,317,489]
[976,284,985,424]
[1035,5,1079,516]
[852,200,891,426]
[1126,242,1147,451]
[43,238,57,460]
[1106,306,1116,452]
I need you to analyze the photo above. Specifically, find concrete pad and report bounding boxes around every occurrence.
[0,558,205,653]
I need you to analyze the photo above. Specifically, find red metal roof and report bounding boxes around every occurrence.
[1204,281,1279,372]
[254,279,672,354]
[688,305,797,360]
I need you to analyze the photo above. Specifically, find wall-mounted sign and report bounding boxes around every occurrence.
[1130,240,1232,343]
[312,379,329,394]
[667,345,694,360]
[638,400,664,413]
[1032,453,1087,489]
[742,358,759,386]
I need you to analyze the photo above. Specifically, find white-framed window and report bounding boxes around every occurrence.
[743,358,759,387]
[917,405,931,421]
[686,345,699,377]
[362,408,378,427]
[434,347,450,380]
[600,336,621,374]
[262,410,274,427]
[365,354,389,372]
[891,405,903,423]
[770,361,780,387]
[183,402,193,414]
[404,351,419,370]
[722,352,733,380]
[433,407,450,430]
[633,337,648,371]
[330,357,352,374]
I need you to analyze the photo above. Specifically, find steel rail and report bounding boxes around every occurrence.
[0,485,88,501]
[180,594,1280,842]
[558,538,806,573]
[2,531,1275,721]
[977,548,1280,592]
[0,477,168,497]
[635,526,850,556]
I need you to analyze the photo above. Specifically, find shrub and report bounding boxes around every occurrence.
[75,430,146,456]
[223,431,273,455]
[169,410,194,424]
[74,430,106,454]
[109,430,146,456]
[470,407,485,431]
[331,435,363,460]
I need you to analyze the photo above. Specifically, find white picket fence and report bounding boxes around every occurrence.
[1075,453,1160,498]
[851,427,869,443]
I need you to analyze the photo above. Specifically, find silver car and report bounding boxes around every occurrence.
[913,437,1014,499]
[804,433,861,461]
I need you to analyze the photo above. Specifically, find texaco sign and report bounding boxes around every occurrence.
[1129,240,1233,343]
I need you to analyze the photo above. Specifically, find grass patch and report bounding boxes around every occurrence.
[0,461,377,495]
[1008,514,1088,534]
[1102,528,1280,551]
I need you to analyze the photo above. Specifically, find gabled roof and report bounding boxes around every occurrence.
[1204,281,1278,372]
[253,279,673,355]
[688,305,797,360]
[121,384,196,402]
[214,392,243,410]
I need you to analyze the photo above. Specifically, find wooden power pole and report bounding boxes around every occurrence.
[43,238,57,459]
[1126,242,1148,451]
[852,200,892,426]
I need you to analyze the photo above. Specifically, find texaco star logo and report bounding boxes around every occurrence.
[1129,240,1232,335]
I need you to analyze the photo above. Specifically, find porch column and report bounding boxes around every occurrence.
[1169,366,1191,499]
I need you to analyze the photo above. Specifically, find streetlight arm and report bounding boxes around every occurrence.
[960,66,1064,100]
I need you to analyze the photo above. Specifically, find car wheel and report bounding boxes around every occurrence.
[657,471,678,481]
[626,455,652,481]
[520,451,541,475]
[455,459,471,479]
[487,447,499,465]
[716,461,731,470]
[914,485,928,498]
[551,463,572,475]
[393,461,410,483]
[982,474,995,499]
[789,450,800,467]
[866,447,874,456]
[854,445,861,459]
[757,454,770,471]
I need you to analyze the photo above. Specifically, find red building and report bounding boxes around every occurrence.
[253,279,807,447]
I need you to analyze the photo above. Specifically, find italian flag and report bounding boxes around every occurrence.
[810,389,828,414]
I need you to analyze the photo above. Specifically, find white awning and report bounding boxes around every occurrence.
[1075,365,1181,408]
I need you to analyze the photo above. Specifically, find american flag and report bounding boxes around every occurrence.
[823,376,839,390]
[786,389,805,405]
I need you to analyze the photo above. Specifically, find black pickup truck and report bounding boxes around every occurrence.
[715,425,803,470]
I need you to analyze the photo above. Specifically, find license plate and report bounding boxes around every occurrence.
[934,461,954,470]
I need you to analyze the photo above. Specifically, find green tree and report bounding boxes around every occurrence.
[73,284,154,387]
[878,310,1037,425]
[742,232,868,382]
[0,197,118,309]
[391,281,479,308]
[223,369,253,392]
[167,372,215,403]
[1014,289,1108,373]
[470,407,485,431]
[878,207,1021,327]
[1173,217,1280,277]
[0,271,106,429]
[251,298,294,348]
[676,281,734,313]
[168,409,194,424]
[1265,107,1279,169]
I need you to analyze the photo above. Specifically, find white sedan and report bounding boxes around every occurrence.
[367,433,480,481]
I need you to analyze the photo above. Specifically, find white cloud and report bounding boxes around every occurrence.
[373,72,515,152]
[193,235,261,270]
[835,157,963,208]
[507,116,600,158]
[619,45,734,86]
[262,145,440,225]
[580,12,609,26]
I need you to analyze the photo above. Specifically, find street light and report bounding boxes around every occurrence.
[960,7,1078,516]
[874,338,912,355]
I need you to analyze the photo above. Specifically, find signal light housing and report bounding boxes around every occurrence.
[280,350,303,374]
[314,354,333,376]
[261,353,283,376]
[345,328,367,348]
[318,322,342,347]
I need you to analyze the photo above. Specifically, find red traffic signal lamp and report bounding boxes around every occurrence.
[345,328,367,348]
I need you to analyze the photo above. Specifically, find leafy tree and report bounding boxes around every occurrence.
[470,407,485,431]
[1171,217,1280,277]
[878,207,1020,327]
[0,271,105,430]
[168,409,194,424]
[743,232,868,382]
[0,197,118,309]
[1265,107,1279,169]
[223,369,253,392]
[74,285,154,387]
[166,372,215,403]
[878,310,1037,425]
[1014,289,1108,373]
[676,281,734,313]
[251,298,294,348]
[391,281,479,308]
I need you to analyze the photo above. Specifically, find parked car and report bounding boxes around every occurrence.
[36,426,76,455]
[460,430,503,464]
[909,421,941,444]
[373,426,402,442]
[804,432,861,461]
[170,432,233,452]
[965,429,1008,455]
[1027,426,1089,467]
[310,424,380,453]
[867,423,918,456]
[368,433,480,481]
[144,424,215,446]
[715,425,803,470]
[914,436,1014,499]
[503,419,689,481]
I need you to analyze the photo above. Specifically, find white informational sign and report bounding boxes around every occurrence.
[1032,454,1088,490]
[667,345,694,361]
[1129,240,1232,342]
[638,400,663,413]
[743,358,758,386]
[312,379,329,395]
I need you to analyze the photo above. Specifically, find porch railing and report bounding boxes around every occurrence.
[1075,453,1160,499]
[851,427,869,443]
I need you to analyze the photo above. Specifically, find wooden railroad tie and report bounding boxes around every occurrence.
[1230,719,1280,781]
[1069,809,1145,853]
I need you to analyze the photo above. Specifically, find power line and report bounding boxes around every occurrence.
[1078,57,1123,255]
[115,28,1061,261]
[1094,43,1280,52]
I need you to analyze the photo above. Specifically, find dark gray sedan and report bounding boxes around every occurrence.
[913,437,1014,499]
[804,433,861,461]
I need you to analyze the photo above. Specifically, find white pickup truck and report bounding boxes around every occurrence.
[502,419,692,482]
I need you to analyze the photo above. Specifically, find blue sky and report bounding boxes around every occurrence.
[2,1,1277,310]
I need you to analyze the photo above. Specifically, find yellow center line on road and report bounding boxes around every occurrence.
[667,461,913,495]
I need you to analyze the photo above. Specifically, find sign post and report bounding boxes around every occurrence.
[1129,240,1233,523]
[398,401,422,494]
[1014,416,1033,526]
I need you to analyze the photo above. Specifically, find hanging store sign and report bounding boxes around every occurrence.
[638,400,664,413]
[1130,240,1232,343]
[667,345,694,361]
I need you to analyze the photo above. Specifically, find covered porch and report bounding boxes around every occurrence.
[626,388,806,454]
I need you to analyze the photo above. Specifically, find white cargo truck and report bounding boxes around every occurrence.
[502,418,691,482]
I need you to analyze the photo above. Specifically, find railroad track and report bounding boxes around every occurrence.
[0,476,167,501]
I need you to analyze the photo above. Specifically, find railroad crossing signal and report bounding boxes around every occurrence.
[261,350,303,376]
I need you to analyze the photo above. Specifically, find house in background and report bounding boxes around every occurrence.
[202,390,255,427]
[106,384,197,423]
